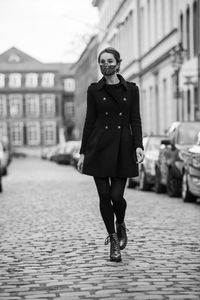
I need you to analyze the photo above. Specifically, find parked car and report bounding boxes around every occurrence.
[181,132,200,202]
[128,135,164,190]
[155,121,200,197]
[55,141,81,165]
[0,140,11,176]
[46,145,60,161]
[70,142,81,168]
[0,163,2,193]
[41,147,50,159]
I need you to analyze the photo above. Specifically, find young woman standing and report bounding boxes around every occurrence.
[77,47,144,262]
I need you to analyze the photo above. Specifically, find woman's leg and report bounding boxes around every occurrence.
[110,177,127,224]
[93,177,115,234]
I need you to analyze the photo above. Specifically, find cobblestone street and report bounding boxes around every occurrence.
[0,157,200,300]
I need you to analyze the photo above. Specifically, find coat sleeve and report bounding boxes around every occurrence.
[130,84,144,150]
[79,85,97,154]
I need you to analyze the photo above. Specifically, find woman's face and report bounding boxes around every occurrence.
[99,52,119,76]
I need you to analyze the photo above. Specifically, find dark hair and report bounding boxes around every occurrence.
[98,47,122,72]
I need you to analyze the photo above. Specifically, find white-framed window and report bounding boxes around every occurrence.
[64,78,75,92]
[8,54,21,63]
[41,73,55,87]
[42,94,55,116]
[64,102,74,117]
[43,121,56,145]
[0,74,5,88]
[9,73,22,88]
[0,95,7,117]
[25,94,40,117]
[9,94,23,117]
[0,122,7,139]
[10,122,24,146]
[25,73,38,88]
[26,122,40,146]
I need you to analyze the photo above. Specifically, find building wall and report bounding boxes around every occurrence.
[72,36,98,139]
[93,0,199,136]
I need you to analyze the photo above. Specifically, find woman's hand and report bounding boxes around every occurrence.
[136,147,145,164]
[77,154,85,173]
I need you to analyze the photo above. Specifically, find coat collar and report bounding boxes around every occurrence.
[97,74,128,90]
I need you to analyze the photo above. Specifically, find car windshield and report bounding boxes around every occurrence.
[178,123,200,145]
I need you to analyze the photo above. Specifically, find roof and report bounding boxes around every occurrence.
[0,47,74,75]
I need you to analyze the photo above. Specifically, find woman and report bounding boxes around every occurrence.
[77,47,144,262]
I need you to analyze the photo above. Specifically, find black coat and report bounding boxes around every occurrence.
[80,74,143,178]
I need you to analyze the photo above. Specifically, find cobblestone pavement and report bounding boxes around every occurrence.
[0,157,200,300]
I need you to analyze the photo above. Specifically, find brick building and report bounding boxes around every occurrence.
[0,47,75,150]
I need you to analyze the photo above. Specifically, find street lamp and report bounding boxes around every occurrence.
[170,42,187,121]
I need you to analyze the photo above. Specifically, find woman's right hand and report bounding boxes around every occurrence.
[77,154,85,173]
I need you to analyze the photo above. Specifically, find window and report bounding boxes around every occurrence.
[26,122,40,145]
[180,13,183,45]
[64,78,75,92]
[64,102,74,118]
[8,54,21,63]
[25,94,40,117]
[42,94,55,116]
[9,94,23,117]
[26,73,38,88]
[186,6,190,59]
[10,122,24,146]
[9,73,21,88]
[0,95,7,117]
[41,73,55,87]
[193,1,198,56]
[0,122,7,139]
[43,121,56,145]
[0,74,5,88]
[161,0,166,35]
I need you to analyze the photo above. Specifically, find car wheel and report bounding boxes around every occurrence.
[166,169,180,197]
[139,168,150,191]
[127,178,137,189]
[155,167,165,193]
[182,171,197,203]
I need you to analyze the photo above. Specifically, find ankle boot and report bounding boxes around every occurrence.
[116,221,128,250]
[105,233,121,262]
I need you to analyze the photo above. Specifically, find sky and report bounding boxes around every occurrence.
[0,0,99,63]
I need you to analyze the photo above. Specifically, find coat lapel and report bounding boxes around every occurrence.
[97,74,128,109]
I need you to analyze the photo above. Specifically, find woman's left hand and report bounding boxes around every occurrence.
[136,147,145,164]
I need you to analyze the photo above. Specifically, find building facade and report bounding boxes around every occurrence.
[72,35,99,139]
[93,0,199,136]
[0,47,75,149]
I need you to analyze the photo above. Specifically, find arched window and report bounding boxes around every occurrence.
[180,13,183,45]
[193,1,198,56]
[186,6,190,59]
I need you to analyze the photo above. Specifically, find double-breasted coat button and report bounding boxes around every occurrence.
[105,112,109,115]
[123,97,127,101]
[105,125,108,129]
[103,97,106,101]
[119,112,122,116]
[117,126,121,129]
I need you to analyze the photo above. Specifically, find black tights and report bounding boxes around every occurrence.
[93,177,127,234]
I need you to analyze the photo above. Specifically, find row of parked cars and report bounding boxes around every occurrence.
[41,140,81,167]
[0,138,12,193]
[128,121,200,203]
